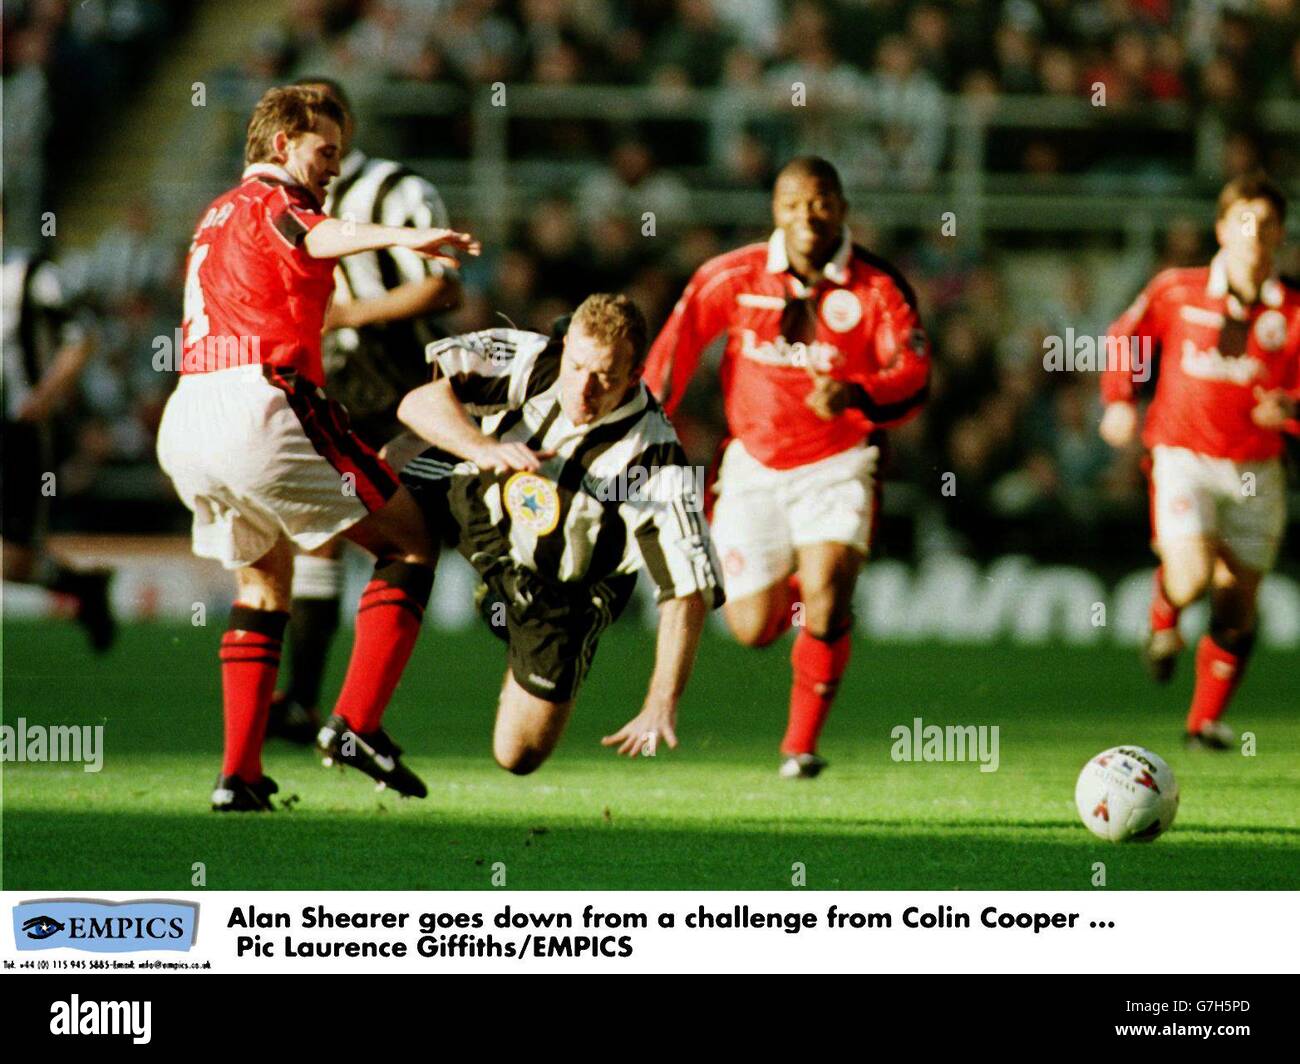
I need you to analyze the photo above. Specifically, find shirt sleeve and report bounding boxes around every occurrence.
[643,257,737,415]
[1102,272,1171,405]
[427,329,557,416]
[850,274,930,428]
[623,438,726,607]
[263,187,330,270]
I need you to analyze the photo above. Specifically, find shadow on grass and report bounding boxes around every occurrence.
[5,808,1296,892]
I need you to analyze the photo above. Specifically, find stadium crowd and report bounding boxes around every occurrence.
[4,0,1298,568]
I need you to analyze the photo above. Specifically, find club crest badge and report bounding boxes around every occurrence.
[504,472,561,535]
[820,289,862,333]
[1254,309,1287,351]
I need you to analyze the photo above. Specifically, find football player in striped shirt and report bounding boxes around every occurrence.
[265,78,462,745]
[324,294,724,776]
[2,233,113,649]
[643,157,930,779]
[156,85,479,810]
[1099,172,1299,749]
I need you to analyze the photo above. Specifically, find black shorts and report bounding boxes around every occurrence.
[2,419,50,547]
[485,564,637,703]
[402,458,637,702]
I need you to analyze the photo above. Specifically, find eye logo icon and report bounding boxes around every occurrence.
[22,916,66,940]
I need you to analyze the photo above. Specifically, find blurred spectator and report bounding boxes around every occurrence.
[577,139,690,233]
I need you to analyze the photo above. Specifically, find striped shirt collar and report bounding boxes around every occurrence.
[766,225,853,290]
[1207,250,1284,317]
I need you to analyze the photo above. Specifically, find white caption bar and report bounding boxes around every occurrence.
[3,891,1296,974]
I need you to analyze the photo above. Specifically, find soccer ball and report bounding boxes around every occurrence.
[1075,745,1179,842]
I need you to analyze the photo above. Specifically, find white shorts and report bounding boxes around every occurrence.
[711,439,879,599]
[156,364,397,570]
[1150,445,1286,572]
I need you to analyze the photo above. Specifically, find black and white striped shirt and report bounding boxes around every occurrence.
[403,328,725,607]
[324,150,451,299]
[322,151,451,410]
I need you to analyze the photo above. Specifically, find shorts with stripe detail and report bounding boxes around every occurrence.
[157,364,398,570]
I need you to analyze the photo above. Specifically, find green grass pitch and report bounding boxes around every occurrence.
[3,619,1297,890]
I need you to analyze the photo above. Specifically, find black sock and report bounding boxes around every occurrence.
[283,596,341,709]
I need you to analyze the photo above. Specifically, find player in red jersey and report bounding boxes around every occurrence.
[644,157,930,778]
[1099,172,1299,750]
[156,86,479,809]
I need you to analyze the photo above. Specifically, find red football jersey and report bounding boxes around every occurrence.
[181,163,334,386]
[644,231,930,469]
[1101,255,1300,461]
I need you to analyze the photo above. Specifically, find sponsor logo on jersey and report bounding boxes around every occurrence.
[1254,309,1287,351]
[820,289,862,332]
[1180,340,1265,385]
[738,329,840,372]
[504,472,561,535]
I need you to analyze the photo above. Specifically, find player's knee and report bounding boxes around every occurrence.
[1162,562,1211,607]
[493,742,548,776]
[799,588,848,639]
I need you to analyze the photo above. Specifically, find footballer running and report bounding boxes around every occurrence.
[1099,171,1299,750]
[643,157,930,779]
[156,85,479,811]
[369,293,725,779]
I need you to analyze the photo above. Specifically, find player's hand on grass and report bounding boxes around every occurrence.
[1099,401,1137,447]
[1250,387,1296,430]
[402,228,482,269]
[472,440,553,474]
[602,699,678,758]
[804,371,851,420]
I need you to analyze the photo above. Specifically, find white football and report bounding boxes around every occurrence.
[1075,745,1179,842]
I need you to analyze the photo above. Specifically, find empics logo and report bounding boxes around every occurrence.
[22,915,67,940]
[50,996,151,1045]
[13,900,198,953]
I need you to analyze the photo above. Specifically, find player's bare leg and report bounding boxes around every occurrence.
[1185,552,1261,750]
[213,536,294,812]
[492,670,575,775]
[316,485,437,796]
[1145,535,1215,683]
[777,541,861,778]
[724,574,801,648]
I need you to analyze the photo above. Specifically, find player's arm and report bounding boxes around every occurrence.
[398,330,556,472]
[326,175,463,330]
[604,452,725,756]
[1099,274,1168,447]
[16,331,94,423]
[643,258,735,415]
[398,377,546,473]
[15,264,95,423]
[602,591,709,757]
[325,275,459,330]
[304,219,479,269]
[806,278,930,425]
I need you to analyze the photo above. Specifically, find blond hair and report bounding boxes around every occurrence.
[570,293,649,367]
[244,85,345,166]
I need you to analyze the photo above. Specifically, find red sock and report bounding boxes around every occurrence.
[1149,566,1180,632]
[220,605,288,780]
[781,627,852,755]
[333,560,434,734]
[755,575,803,646]
[1186,634,1252,733]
